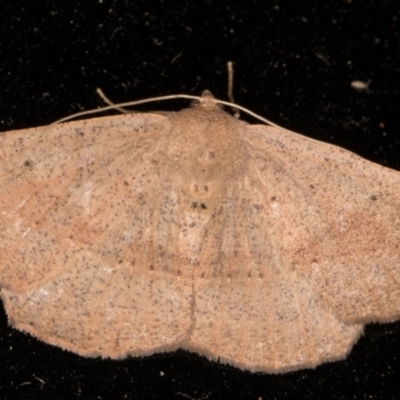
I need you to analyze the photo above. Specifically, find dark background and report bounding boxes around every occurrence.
[1,1,400,399]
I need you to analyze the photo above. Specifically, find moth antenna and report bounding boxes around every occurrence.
[53,90,294,135]
[52,94,202,124]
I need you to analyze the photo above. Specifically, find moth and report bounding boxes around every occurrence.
[0,91,399,372]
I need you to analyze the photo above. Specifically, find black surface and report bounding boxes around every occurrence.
[1,1,400,399]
